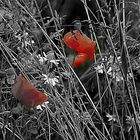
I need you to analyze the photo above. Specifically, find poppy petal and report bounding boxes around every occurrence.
[11,75,48,108]
[63,31,79,48]
[72,53,88,68]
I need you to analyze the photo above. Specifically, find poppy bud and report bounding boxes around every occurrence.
[11,75,48,108]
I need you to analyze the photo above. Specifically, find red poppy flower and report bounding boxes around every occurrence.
[63,30,96,67]
[11,75,48,108]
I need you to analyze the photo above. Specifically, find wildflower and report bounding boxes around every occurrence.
[107,66,123,82]
[37,52,60,65]
[42,74,59,86]
[94,63,104,73]
[106,113,117,122]
[63,30,96,67]
[38,54,47,65]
